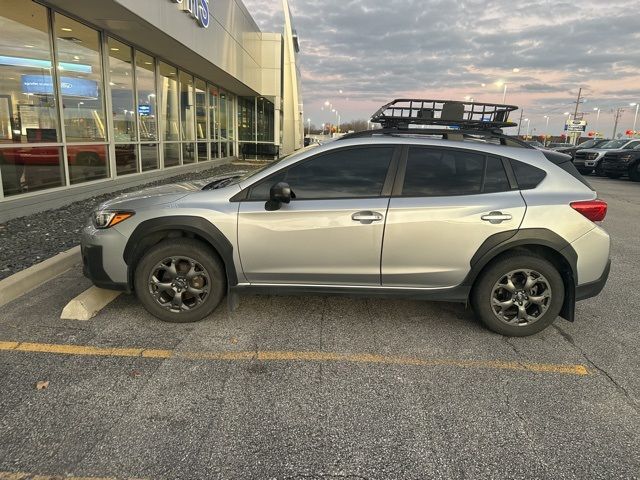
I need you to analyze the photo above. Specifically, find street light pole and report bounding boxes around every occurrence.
[544,116,550,145]
[631,103,639,133]
[593,107,601,136]
[502,83,508,104]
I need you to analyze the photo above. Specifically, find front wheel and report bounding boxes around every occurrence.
[471,254,564,337]
[134,238,226,323]
[577,167,593,175]
[629,163,640,182]
[606,172,622,179]
[595,161,606,176]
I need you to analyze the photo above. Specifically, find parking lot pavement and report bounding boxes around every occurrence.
[0,178,638,480]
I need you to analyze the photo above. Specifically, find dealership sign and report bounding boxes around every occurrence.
[170,0,210,28]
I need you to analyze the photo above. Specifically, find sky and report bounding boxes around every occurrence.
[243,0,640,137]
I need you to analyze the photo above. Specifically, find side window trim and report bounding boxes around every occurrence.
[237,144,400,202]
[500,156,519,190]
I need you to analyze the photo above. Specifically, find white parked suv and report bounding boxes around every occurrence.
[82,100,611,336]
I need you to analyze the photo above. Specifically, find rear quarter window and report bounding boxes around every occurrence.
[510,160,547,190]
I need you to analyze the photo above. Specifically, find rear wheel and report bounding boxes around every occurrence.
[134,238,226,323]
[471,254,564,336]
[629,163,640,182]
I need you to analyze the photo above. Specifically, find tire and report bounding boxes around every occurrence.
[606,173,622,179]
[471,254,565,337]
[629,163,640,182]
[595,161,605,176]
[134,238,226,323]
[577,167,593,175]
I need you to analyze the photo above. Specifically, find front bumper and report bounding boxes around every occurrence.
[81,225,130,291]
[82,244,128,291]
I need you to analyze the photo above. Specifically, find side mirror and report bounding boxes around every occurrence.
[265,182,292,211]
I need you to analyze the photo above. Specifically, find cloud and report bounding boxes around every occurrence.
[243,0,640,133]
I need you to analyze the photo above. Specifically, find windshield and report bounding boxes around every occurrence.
[600,140,628,149]
[577,139,599,149]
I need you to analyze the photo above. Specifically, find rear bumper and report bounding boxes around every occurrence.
[576,258,611,301]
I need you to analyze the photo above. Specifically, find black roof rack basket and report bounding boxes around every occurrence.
[371,99,518,130]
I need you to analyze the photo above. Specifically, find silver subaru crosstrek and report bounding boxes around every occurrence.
[81,100,610,336]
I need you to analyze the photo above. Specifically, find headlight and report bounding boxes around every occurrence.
[92,210,134,229]
[620,155,632,162]
[587,153,599,160]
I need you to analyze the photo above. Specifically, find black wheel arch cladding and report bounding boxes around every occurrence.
[123,216,238,289]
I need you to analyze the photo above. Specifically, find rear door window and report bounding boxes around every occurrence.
[401,148,511,196]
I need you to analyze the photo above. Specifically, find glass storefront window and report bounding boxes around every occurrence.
[163,142,180,167]
[115,143,137,176]
[197,142,207,161]
[67,144,108,184]
[238,96,255,142]
[140,143,158,171]
[107,38,135,143]
[55,14,107,142]
[208,84,218,141]
[179,70,194,142]
[182,142,196,164]
[258,97,275,142]
[0,1,60,144]
[195,78,206,142]
[159,62,179,141]
[0,146,65,196]
[219,90,227,141]
[136,52,157,143]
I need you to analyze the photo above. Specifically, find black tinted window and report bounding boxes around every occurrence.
[248,147,393,200]
[402,148,484,196]
[483,156,511,193]
[511,160,547,189]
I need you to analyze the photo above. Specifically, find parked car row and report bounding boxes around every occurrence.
[573,138,640,180]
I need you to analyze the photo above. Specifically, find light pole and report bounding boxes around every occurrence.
[524,118,531,138]
[631,102,639,134]
[496,81,508,104]
[321,123,325,135]
[307,118,311,137]
[593,107,601,136]
[332,108,340,133]
[544,115,550,145]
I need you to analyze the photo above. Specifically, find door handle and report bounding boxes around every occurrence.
[481,211,513,224]
[352,211,384,224]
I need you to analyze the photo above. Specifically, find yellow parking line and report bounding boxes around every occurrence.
[0,341,590,376]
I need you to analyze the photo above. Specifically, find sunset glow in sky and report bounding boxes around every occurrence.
[244,0,640,136]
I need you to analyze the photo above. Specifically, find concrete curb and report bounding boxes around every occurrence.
[61,286,122,321]
[0,246,82,307]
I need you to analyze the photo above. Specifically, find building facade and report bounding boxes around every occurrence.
[0,0,304,221]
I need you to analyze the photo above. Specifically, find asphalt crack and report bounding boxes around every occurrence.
[553,324,639,413]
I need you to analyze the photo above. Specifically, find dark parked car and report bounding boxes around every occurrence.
[601,144,640,181]
[555,138,610,159]
[574,139,640,176]
[548,142,573,150]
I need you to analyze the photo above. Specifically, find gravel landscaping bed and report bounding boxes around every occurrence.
[0,162,260,280]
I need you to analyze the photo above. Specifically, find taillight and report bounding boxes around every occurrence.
[570,200,607,222]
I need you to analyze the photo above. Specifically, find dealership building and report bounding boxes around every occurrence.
[0,0,304,221]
